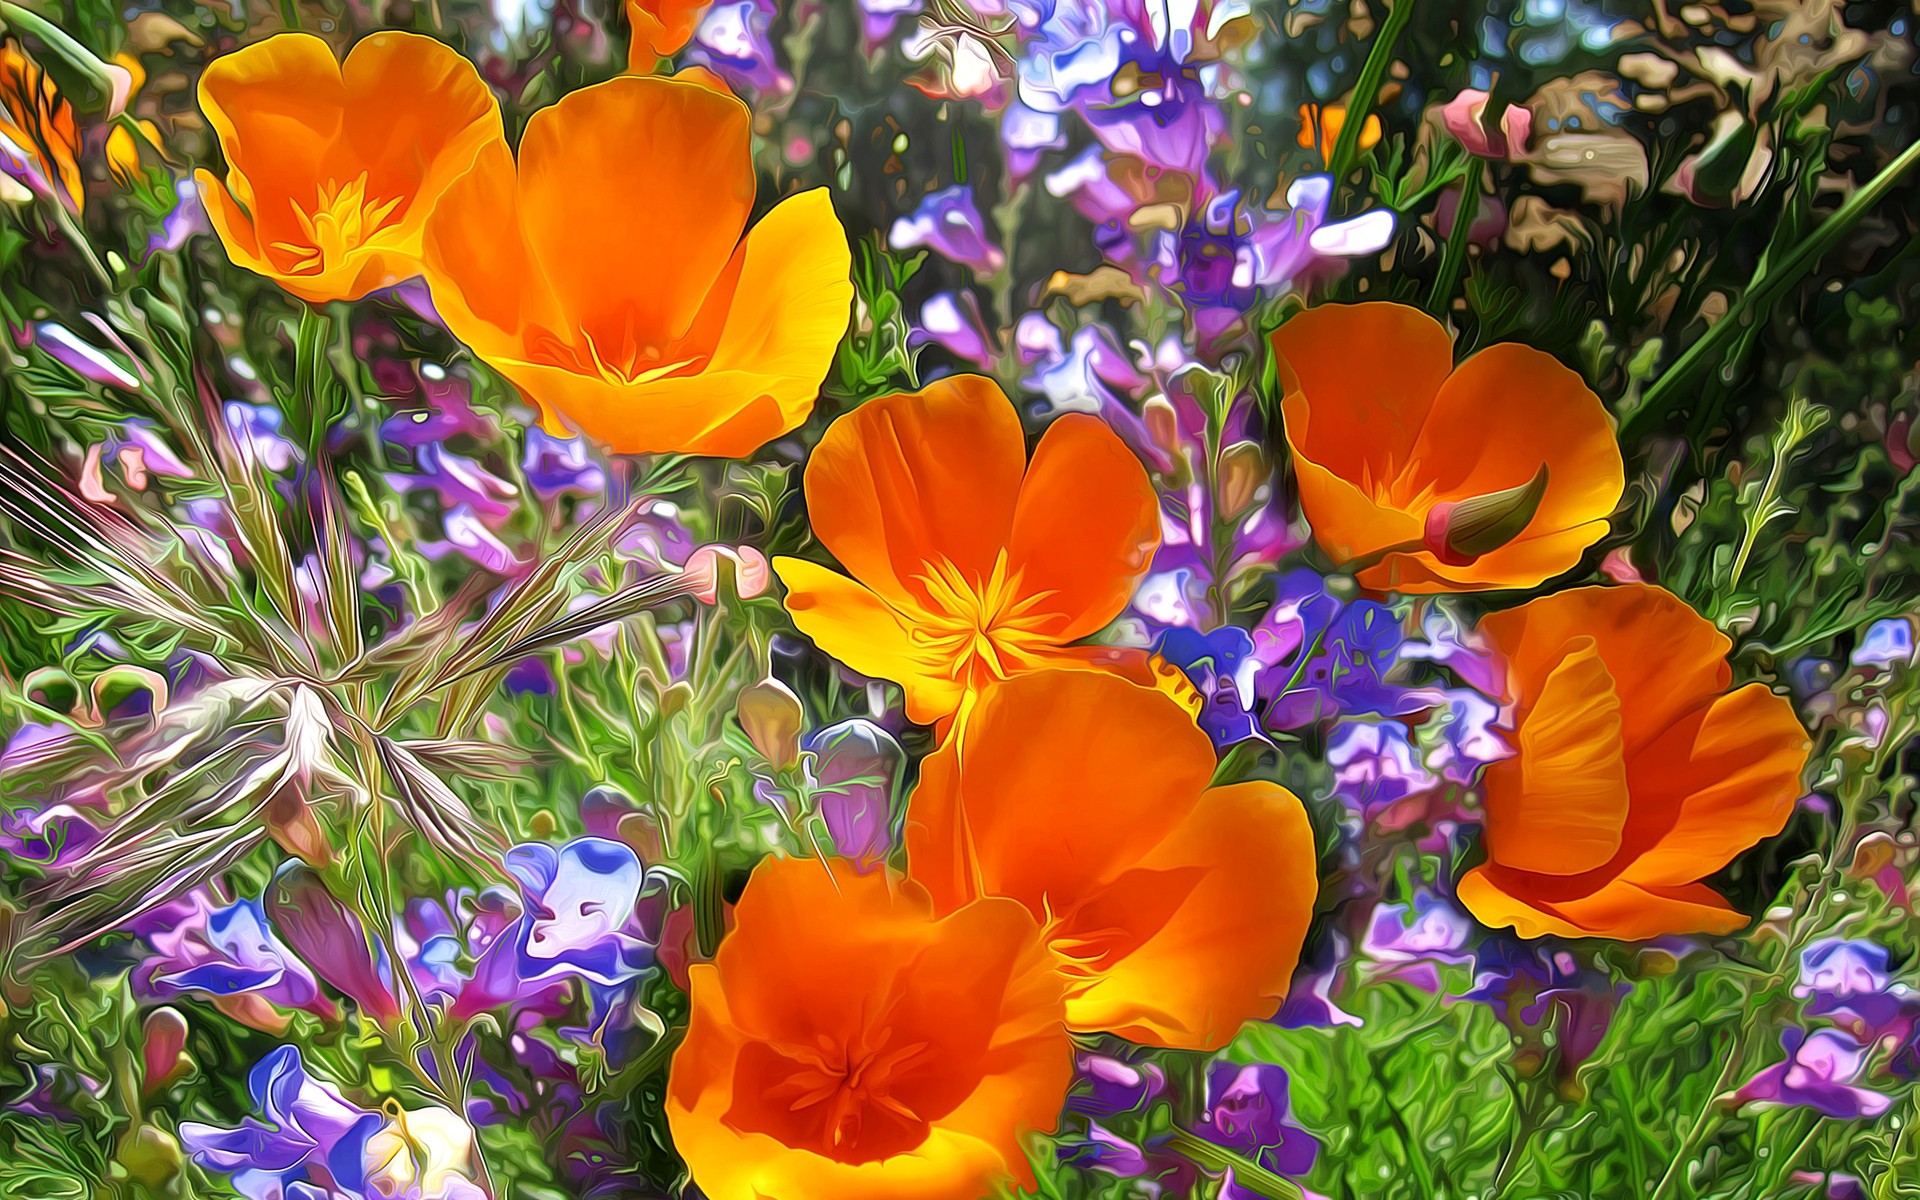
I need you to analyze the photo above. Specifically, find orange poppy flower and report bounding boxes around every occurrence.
[1,40,85,211]
[1457,583,1810,940]
[626,0,712,69]
[772,375,1159,724]
[1271,302,1625,592]
[421,74,851,458]
[906,669,1318,1051]
[1297,102,1381,164]
[196,32,501,304]
[667,855,1071,1200]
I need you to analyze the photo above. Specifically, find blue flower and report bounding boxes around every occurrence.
[138,896,334,1020]
[181,1047,383,1200]
[1195,1060,1320,1178]
[889,184,1006,275]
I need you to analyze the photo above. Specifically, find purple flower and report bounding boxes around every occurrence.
[0,800,101,868]
[224,402,298,474]
[33,321,142,389]
[1326,720,1437,816]
[1733,1029,1893,1119]
[180,1047,382,1200]
[386,444,519,526]
[807,719,905,868]
[522,428,607,501]
[264,864,404,1025]
[1853,618,1915,672]
[688,0,790,97]
[1154,180,1393,343]
[1196,1061,1321,1178]
[1001,99,1066,179]
[1795,938,1914,1040]
[1259,577,1437,729]
[889,184,1006,275]
[1059,1122,1153,1177]
[910,291,997,367]
[147,177,210,257]
[1068,1052,1167,1118]
[1362,890,1473,993]
[137,897,335,1020]
[181,1047,484,1200]
[1420,689,1511,785]
[1154,625,1264,747]
[456,838,651,1020]
[418,505,521,574]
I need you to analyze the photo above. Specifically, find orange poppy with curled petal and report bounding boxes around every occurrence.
[421,74,852,458]
[196,33,501,303]
[667,855,1071,1200]
[1457,583,1810,940]
[907,669,1318,1051]
[626,0,712,68]
[772,375,1159,724]
[1271,302,1625,592]
[1,40,84,211]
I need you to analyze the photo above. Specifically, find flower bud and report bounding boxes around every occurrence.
[807,719,905,868]
[684,544,772,604]
[1441,89,1532,160]
[1423,464,1549,565]
[737,677,804,771]
[117,1125,183,1187]
[1142,395,1182,462]
[1668,111,1767,208]
[1216,440,1268,518]
[140,1007,190,1094]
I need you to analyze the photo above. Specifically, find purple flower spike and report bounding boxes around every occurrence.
[1734,1028,1893,1119]
[1326,720,1438,817]
[505,837,652,990]
[264,864,404,1025]
[180,1046,384,1199]
[807,719,906,869]
[889,184,1007,275]
[1198,1061,1321,1178]
[139,897,335,1019]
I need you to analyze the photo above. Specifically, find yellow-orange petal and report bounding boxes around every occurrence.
[517,73,751,355]
[1619,682,1809,887]
[771,557,966,725]
[1481,636,1630,876]
[1288,451,1425,566]
[1477,584,1734,754]
[1457,866,1746,941]
[488,188,849,457]
[667,857,1070,1200]
[1271,302,1454,489]
[1389,342,1624,590]
[626,0,712,68]
[906,669,1217,920]
[1004,413,1159,642]
[1063,780,1317,1050]
[804,375,1028,609]
[421,137,557,366]
[197,32,344,220]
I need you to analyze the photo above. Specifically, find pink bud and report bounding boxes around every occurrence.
[141,1007,189,1094]
[684,545,772,604]
[1442,90,1532,160]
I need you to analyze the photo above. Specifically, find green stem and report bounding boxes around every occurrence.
[1325,0,1418,189]
[1622,137,1920,440]
[1427,157,1485,314]
[1164,1128,1305,1200]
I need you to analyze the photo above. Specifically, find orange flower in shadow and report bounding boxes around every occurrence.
[1297,102,1381,164]
[196,33,502,303]
[626,0,712,69]
[1271,302,1625,592]
[906,669,1318,1051]
[1,40,85,211]
[772,375,1159,724]
[667,856,1071,1200]
[1458,583,1810,940]
[422,73,851,458]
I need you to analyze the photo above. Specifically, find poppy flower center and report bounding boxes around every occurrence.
[912,552,1058,688]
[734,1024,936,1164]
[272,173,402,275]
